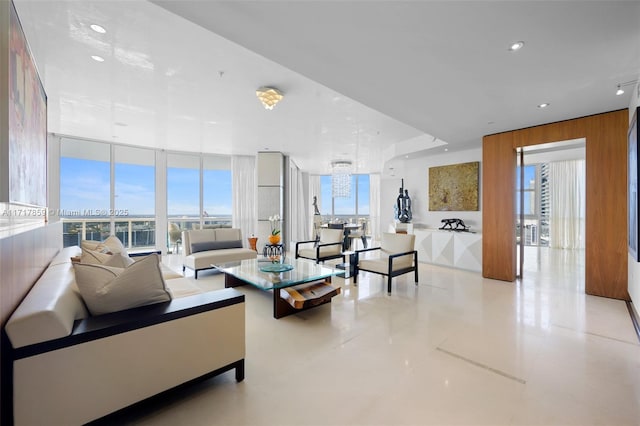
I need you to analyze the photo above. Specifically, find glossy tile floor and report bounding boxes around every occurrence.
[106,247,640,425]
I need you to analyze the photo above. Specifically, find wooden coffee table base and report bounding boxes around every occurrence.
[224,274,340,319]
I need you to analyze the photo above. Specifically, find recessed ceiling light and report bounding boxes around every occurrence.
[114,122,127,127]
[509,41,525,51]
[90,24,106,34]
[91,55,105,62]
[444,148,448,152]
[537,103,550,108]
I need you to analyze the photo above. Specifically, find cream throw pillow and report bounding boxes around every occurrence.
[81,239,110,252]
[81,248,134,268]
[74,254,171,316]
[81,235,133,267]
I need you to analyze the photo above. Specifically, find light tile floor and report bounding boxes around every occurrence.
[102,247,640,425]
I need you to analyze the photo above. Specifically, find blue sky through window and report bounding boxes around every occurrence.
[167,167,199,216]
[319,174,370,216]
[61,158,232,217]
[204,169,232,216]
[60,157,110,213]
[115,163,155,215]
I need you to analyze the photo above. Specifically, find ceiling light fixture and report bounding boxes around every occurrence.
[537,103,550,108]
[91,55,105,62]
[331,160,352,198]
[508,41,525,51]
[90,24,106,34]
[615,80,638,96]
[256,86,284,110]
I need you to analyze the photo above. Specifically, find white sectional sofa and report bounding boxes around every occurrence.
[4,246,245,426]
[182,228,257,278]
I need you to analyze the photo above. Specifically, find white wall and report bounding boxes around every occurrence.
[628,80,640,307]
[380,148,482,235]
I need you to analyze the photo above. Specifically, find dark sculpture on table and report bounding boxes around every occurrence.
[394,178,412,223]
[312,196,322,244]
[440,218,470,232]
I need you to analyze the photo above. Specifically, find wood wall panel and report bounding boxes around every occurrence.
[512,119,586,148]
[482,109,629,300]
[482,132,516,281]
[584,111,628,299]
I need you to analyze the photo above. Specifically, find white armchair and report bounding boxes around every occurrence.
[353,232,418,294]
[295,228,344,264]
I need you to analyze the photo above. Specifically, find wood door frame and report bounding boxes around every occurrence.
[482,109,629,300]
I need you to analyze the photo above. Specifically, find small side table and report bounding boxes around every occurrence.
[336,251,356,278]
[263,243,284,258]
[248,237,258,252]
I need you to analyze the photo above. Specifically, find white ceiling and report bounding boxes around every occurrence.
[13,1,640,175]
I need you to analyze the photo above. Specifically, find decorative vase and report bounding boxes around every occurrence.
[268,234,281,245]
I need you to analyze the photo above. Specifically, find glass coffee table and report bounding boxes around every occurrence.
[215,258,344,319]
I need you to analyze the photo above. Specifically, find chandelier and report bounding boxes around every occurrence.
[331,160,352,198]
[256,86,284,110]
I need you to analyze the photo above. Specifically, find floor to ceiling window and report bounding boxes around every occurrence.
[167,153,201,233]
[166,153,232,252]
[60,138,111,247]
[202,155,232,227]
[58,137,231,251]
[516,164,544,246]
[114,145,156,248]
[319,174,370,226]
[517,160,584,249]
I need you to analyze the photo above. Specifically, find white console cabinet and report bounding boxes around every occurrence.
[414,228,482,272]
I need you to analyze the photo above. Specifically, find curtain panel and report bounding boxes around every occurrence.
[549,160,585,249]
[231,155,257,246]
[369,173,381,242]
[287,161,310,245]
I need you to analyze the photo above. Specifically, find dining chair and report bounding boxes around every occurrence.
[295,228,345,264]
[347,219,369,250]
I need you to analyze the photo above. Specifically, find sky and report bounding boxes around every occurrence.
[320,175,370,216]
[60,157,369,218]
[60,158,232,217]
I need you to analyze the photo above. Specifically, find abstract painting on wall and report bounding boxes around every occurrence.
[429,161,479,211]
[9,0,47,207]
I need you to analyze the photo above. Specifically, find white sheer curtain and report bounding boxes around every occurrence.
[549,159,585,249]
[231,155,256,246]
[369,173,381,242]
[287,161,310,245]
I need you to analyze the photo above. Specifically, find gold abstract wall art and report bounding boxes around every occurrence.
[429,161,479,211]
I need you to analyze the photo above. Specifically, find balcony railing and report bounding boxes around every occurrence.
[62,216,233,250]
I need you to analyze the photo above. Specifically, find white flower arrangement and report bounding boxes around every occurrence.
[268,214,281,236]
